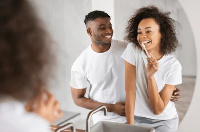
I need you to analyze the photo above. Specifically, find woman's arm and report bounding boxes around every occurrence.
[148,77,175,114]
[125,61,136,125]
[147,55,175,114]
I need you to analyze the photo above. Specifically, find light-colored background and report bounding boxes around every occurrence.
[29,0,199,131]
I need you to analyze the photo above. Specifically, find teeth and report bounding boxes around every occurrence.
[105,36,111,38]
[142,41,150,44]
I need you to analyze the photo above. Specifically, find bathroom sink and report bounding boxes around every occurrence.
[90,121,155,132]
[86,105,155,132]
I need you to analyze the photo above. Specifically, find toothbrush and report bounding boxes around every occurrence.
[142,42,156,68]
[142,42,151,58]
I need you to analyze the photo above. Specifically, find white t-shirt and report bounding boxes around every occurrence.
[0,96,51,132]
[121,43,182,120]
[70,40,127,124]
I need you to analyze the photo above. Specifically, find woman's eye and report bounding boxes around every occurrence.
[146,31,151,33]
[137,32,142,34]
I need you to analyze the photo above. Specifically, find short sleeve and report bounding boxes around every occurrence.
[70,62,88,89]
[166,61,182,85]
[121,43,136,65]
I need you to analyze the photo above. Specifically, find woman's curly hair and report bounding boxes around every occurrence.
[125,5,178,55]
[0,0,54,101]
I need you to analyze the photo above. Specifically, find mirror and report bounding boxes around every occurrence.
[29,0,197,131]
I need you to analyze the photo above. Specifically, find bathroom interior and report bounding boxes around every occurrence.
[29,0,199,131]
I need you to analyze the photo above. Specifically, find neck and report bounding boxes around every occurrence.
[91,43,111,53]
[148,49,164,60]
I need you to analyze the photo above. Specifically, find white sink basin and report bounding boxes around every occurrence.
[90,121,155,132]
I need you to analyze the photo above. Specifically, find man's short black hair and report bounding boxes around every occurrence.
[84,10,110,25]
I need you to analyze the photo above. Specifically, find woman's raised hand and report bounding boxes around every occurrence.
[147,53,159,79]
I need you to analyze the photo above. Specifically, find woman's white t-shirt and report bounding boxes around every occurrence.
[121,43,182,120]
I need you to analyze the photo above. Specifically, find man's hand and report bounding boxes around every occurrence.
[25,89,63,123]
[171,87,180,102]
[111,102,125,116]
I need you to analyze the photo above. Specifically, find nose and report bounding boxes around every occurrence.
[141,34,147,38]
[106,28,113,34]
[138,33,147,43]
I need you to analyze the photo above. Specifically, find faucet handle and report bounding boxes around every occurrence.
[86,105,107,132]
[55,123,76,132]
[89,105,107,116]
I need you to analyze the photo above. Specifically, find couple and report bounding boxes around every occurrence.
[71,6,182,132]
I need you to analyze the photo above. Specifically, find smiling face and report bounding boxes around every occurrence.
[87,17,113,45]
[137,18,162,53]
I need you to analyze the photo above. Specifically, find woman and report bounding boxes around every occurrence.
[122,6,182,132]
[0,0,62,131]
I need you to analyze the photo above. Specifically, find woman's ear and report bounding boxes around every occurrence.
[87,28,92,36]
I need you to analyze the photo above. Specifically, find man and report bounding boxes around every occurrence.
[70,10,180,125]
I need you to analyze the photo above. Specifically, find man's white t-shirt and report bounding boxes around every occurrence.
[0,96,51,132]
[121,43,182,120]
[70,40,127,124]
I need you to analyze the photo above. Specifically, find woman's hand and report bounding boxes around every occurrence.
[147,54,159,79]
[25,89,63,123]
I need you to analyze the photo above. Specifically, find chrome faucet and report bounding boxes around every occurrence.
[55,122,76,132]
[86,105,107,132]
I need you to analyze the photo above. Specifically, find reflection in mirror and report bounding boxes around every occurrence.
[29,0,196,130]
[114,0,196,124]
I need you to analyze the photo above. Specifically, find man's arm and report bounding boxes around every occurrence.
[71,87,125,116]
[171,87,180,102]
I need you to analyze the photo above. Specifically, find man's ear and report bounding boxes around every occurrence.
[87,28,92,36]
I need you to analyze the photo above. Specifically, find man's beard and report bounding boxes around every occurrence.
[95,40,111,45]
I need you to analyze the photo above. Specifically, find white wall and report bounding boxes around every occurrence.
[30,0,91,114]
[30,0,200,131]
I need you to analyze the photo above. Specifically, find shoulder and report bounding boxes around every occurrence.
[71,46,90,70]
[128,42,140,49]
[125,42,141,55]
[163,55,182,85]
[111,39,127,50]
[165,55,181,65]
[164,55,182,69]
[74,46,90,62]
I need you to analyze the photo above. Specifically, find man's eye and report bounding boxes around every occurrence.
[146,31,151,33]
[99,28,106,30]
